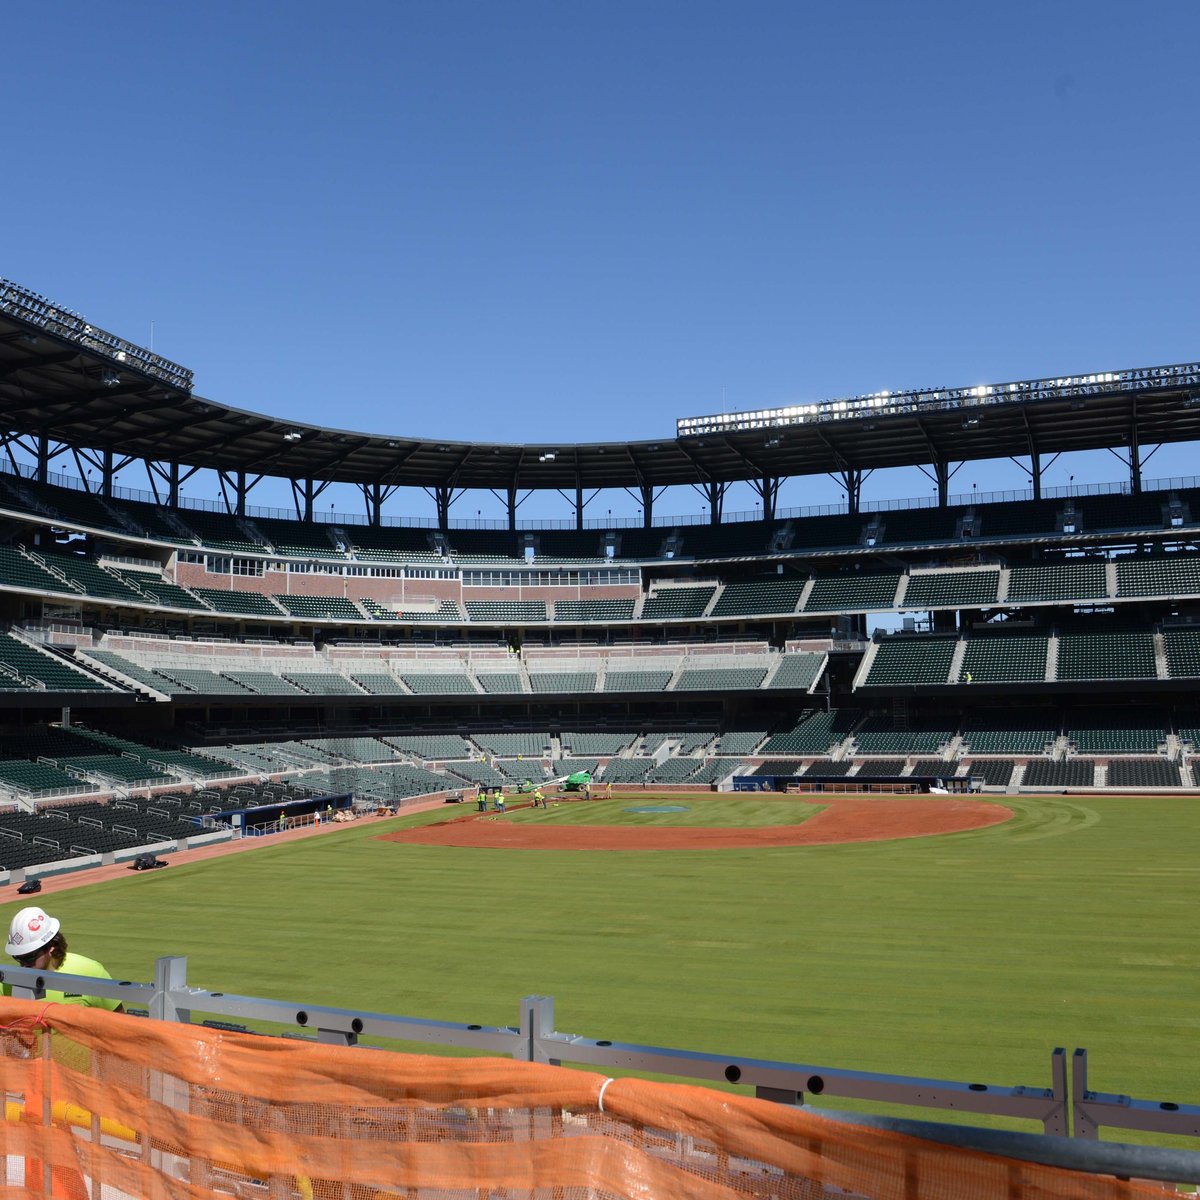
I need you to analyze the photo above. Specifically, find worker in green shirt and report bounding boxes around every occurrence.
[4,906,123,1011]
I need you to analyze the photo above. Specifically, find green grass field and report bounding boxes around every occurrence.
[7,792,1197,1133]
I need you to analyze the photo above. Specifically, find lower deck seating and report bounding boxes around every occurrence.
[1023,759,1096,788]
[1105,759,1182,788]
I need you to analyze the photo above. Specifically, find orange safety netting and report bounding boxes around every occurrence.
[0,997,1171,1199]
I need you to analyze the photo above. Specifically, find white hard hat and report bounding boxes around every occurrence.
[6,907,60,957]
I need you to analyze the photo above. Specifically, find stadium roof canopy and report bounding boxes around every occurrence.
[3,278,1200,495]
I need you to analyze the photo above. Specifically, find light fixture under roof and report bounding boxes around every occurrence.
[283,430,303,442]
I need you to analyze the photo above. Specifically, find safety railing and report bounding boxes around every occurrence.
[6,955,1195,1149]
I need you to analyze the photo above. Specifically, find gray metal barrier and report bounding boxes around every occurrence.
[4,955,1198,1165]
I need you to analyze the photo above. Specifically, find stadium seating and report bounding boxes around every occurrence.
[1081,493,1165,532]
[253,518,342,558]
[958,633,1049,683]
[275,595,364,621]
[975,498,1061,538]
[710,577,806,617]
[0,545,73,595]
[876,507,963,544]
[281,672,364,696]
[472,732,551,757]
[786,513,864,550]
[759,710,858,755]
[559,732,636,755]
[192,587,288,617]
[960,721,1055,755]
[554,599,636,622]
[673,666,766,691]
[398,672,478,695]
[767,653,825,690]
[1055,628,1157,680]
[0,634,111,691]
[1105,759,1183,787]
[465,600,548,623]
[962,759,1015,787]
[174,509,263,552]
[1006,561,1108,604]
[1065,723,1166,754]
[714,730,766,754]
[603,669,674,692]
[350,672,409,695]
[852,758,906,777]
[1162,627,1200,678]
[476,672,526,694]
[861,636,957,687]
[110,570,210,611]
[528,672,598,693]
[902,569,999,609]
[1116,555,1200,598]
[225,671,309,696]
[1022,759,1096,788]
[33,549,147,604]
[803,573,900,613]
[641,586,716,620]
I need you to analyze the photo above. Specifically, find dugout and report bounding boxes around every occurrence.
[733,774,981,795]
[217,792,352,834]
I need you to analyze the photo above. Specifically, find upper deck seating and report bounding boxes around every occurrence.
[343,524,442,561]
[786,513,864,550]
[110,570,209,611]
[399,601,464,621]
[350,672,409,695]
[1080,493,1165,532]
[958,633,1049,682]
[673,666,767,691]
[447,529,521,563]
[528,672,598,693]
[476,672,525,693]
[112,496,194,543]
[275,595,364,621]
[875,506,963,544]
[642,730,715,754]
[1056,628,1157,680]
[974,498,1061,538]
[1115,554,1200,598]
[223,671,308,696]
[641,586,716,620]
[192,588,288,617]
[34,549,146,604]
[0,635,111,691]
[0,761,94,795]
[530,529,607,560]
[281,672,364,696]
[1162,627,1200,678]
[0,546,73,595]
[397,672,478,694]
[465,600,548,623]
[554,599,636,622]
[175,509,262,553]
[603,669,674,692]
[861,636,957,686]
[676,520,773,559]
[711,578,806,617]
[902,569,999,609]
[1006,561,1108,603]
[254,518,343,558]
[610,527,668,559]
[803,573,900,613]
[155,668,256,696]
[767,653,825,690]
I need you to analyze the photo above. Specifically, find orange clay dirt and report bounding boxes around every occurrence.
[379,795,1013,852]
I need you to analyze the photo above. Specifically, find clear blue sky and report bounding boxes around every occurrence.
[4,1,1199,523]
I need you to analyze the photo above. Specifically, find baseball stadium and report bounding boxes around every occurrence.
[0,275,1198,1196]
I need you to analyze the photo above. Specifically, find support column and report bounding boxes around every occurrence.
[640,484,654,528]
[436,485,452,530]
[705,481,726,525]
[750,475,779,522]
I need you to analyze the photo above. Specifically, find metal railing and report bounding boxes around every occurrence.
[5,955,1198,1158]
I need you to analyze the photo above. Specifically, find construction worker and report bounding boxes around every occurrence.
[4,907,123,1012]
[532,787,544,809]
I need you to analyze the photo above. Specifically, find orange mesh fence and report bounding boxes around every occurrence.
[0,997,1172,1199]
